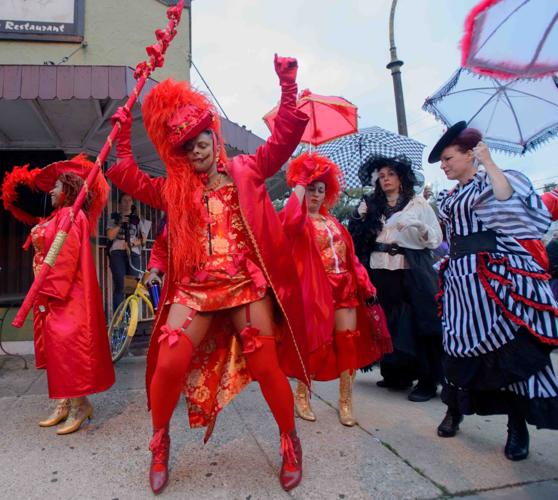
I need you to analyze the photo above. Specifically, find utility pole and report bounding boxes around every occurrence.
[387,0,408,136]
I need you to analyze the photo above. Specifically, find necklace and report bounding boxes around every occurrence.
[204,173,222,191]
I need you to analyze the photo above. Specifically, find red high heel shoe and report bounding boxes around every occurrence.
[279,430,302,491]
[149,427,170,494]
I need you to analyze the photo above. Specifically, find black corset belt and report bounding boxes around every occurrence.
[450,230,497,258]
[373,242,405,256]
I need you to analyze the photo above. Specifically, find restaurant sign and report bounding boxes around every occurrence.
[0,0,84,42]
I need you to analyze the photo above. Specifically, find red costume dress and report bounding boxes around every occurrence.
[107,74,310,436]
[281,194,391,381]
[31,208,114,399]
[1,157,115,401]
[109,60,310,491]
[311,215,359,309]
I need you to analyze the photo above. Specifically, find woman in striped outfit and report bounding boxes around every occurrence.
[430,122,558,461]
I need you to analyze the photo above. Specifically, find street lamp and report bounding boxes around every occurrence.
[387,0,408,136]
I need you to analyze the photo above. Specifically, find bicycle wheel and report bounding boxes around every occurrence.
[108,297,139,363]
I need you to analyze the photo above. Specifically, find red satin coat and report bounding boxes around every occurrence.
[280,194,392,381]
[148,224,168,273]
[542,189,558,221]
[107,94,310,433]
[33,207,115,398]
[520,189,558,271]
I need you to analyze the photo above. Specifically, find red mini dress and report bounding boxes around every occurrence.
[170,184,268,312]
[310,215,359,310]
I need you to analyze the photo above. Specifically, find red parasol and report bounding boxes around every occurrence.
[263,89,358,146]
[12,1,186,328]
[462,0,558,80]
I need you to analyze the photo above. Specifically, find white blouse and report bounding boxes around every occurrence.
[370,195,443,271]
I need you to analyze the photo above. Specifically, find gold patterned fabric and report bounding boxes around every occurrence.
[310,215,358,309]
[30,221,50,276]
[170,184,268,311]
[310,215,350,274]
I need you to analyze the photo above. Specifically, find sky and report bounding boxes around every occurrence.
[188,0,558,193]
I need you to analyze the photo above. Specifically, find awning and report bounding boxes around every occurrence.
[0,64,265,177]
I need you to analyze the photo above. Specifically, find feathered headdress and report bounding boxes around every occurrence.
[1,154,109,235]
[1,164,47,226]
[142,78,228,275]
[287,152,344,213]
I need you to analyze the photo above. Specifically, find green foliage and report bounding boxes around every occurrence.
[273,187,367,226]
[331,188,366,225]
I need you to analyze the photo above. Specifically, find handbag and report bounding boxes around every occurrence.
[366,301,393,356]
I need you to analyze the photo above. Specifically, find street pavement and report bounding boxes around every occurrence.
[1,353,557,500]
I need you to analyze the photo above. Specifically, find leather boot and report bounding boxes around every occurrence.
[149,426,170,494]
[56,398,93,435]
[294,382,316,422]
[504,413,529,461]
[437,409,463,438]
[39,399,70,427]
[279,429,302,491]
[408,380,437,402]
[338,370,357,427]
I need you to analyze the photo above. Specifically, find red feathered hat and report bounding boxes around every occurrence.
[142,78,227,168]
[140,79,229,275]
[287,152,344,211]
[1,164,44,226]
[34,154,109,234]
[1,154,109,234]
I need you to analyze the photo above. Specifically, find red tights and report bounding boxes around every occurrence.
[149,334,295,434]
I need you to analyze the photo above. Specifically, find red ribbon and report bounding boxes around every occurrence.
[239,326,262,354]
[158,324,182,347]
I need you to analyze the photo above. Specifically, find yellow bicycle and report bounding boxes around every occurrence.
[108,276,155,363]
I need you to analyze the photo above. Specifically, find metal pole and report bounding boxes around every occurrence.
[387,0,408,136]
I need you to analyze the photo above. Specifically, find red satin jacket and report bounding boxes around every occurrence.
[33,207,115,398]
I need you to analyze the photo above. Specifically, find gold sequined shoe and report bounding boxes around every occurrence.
[39,399,70,427]
[294,382,316,422]
[56,398,93,435]
[338,370,357,427]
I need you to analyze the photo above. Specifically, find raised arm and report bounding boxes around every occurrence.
[473,142,512,201]
[279,156,316,236]
[254,55,309,180]
[107,107,166,210]
[280,190,308,239]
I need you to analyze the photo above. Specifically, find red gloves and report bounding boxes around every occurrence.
[274,54,298,85]
[274,54,298,108]
[295,158,317,187]
[111,106,133,159]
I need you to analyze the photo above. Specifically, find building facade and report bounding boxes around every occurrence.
[0,0,265,347]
